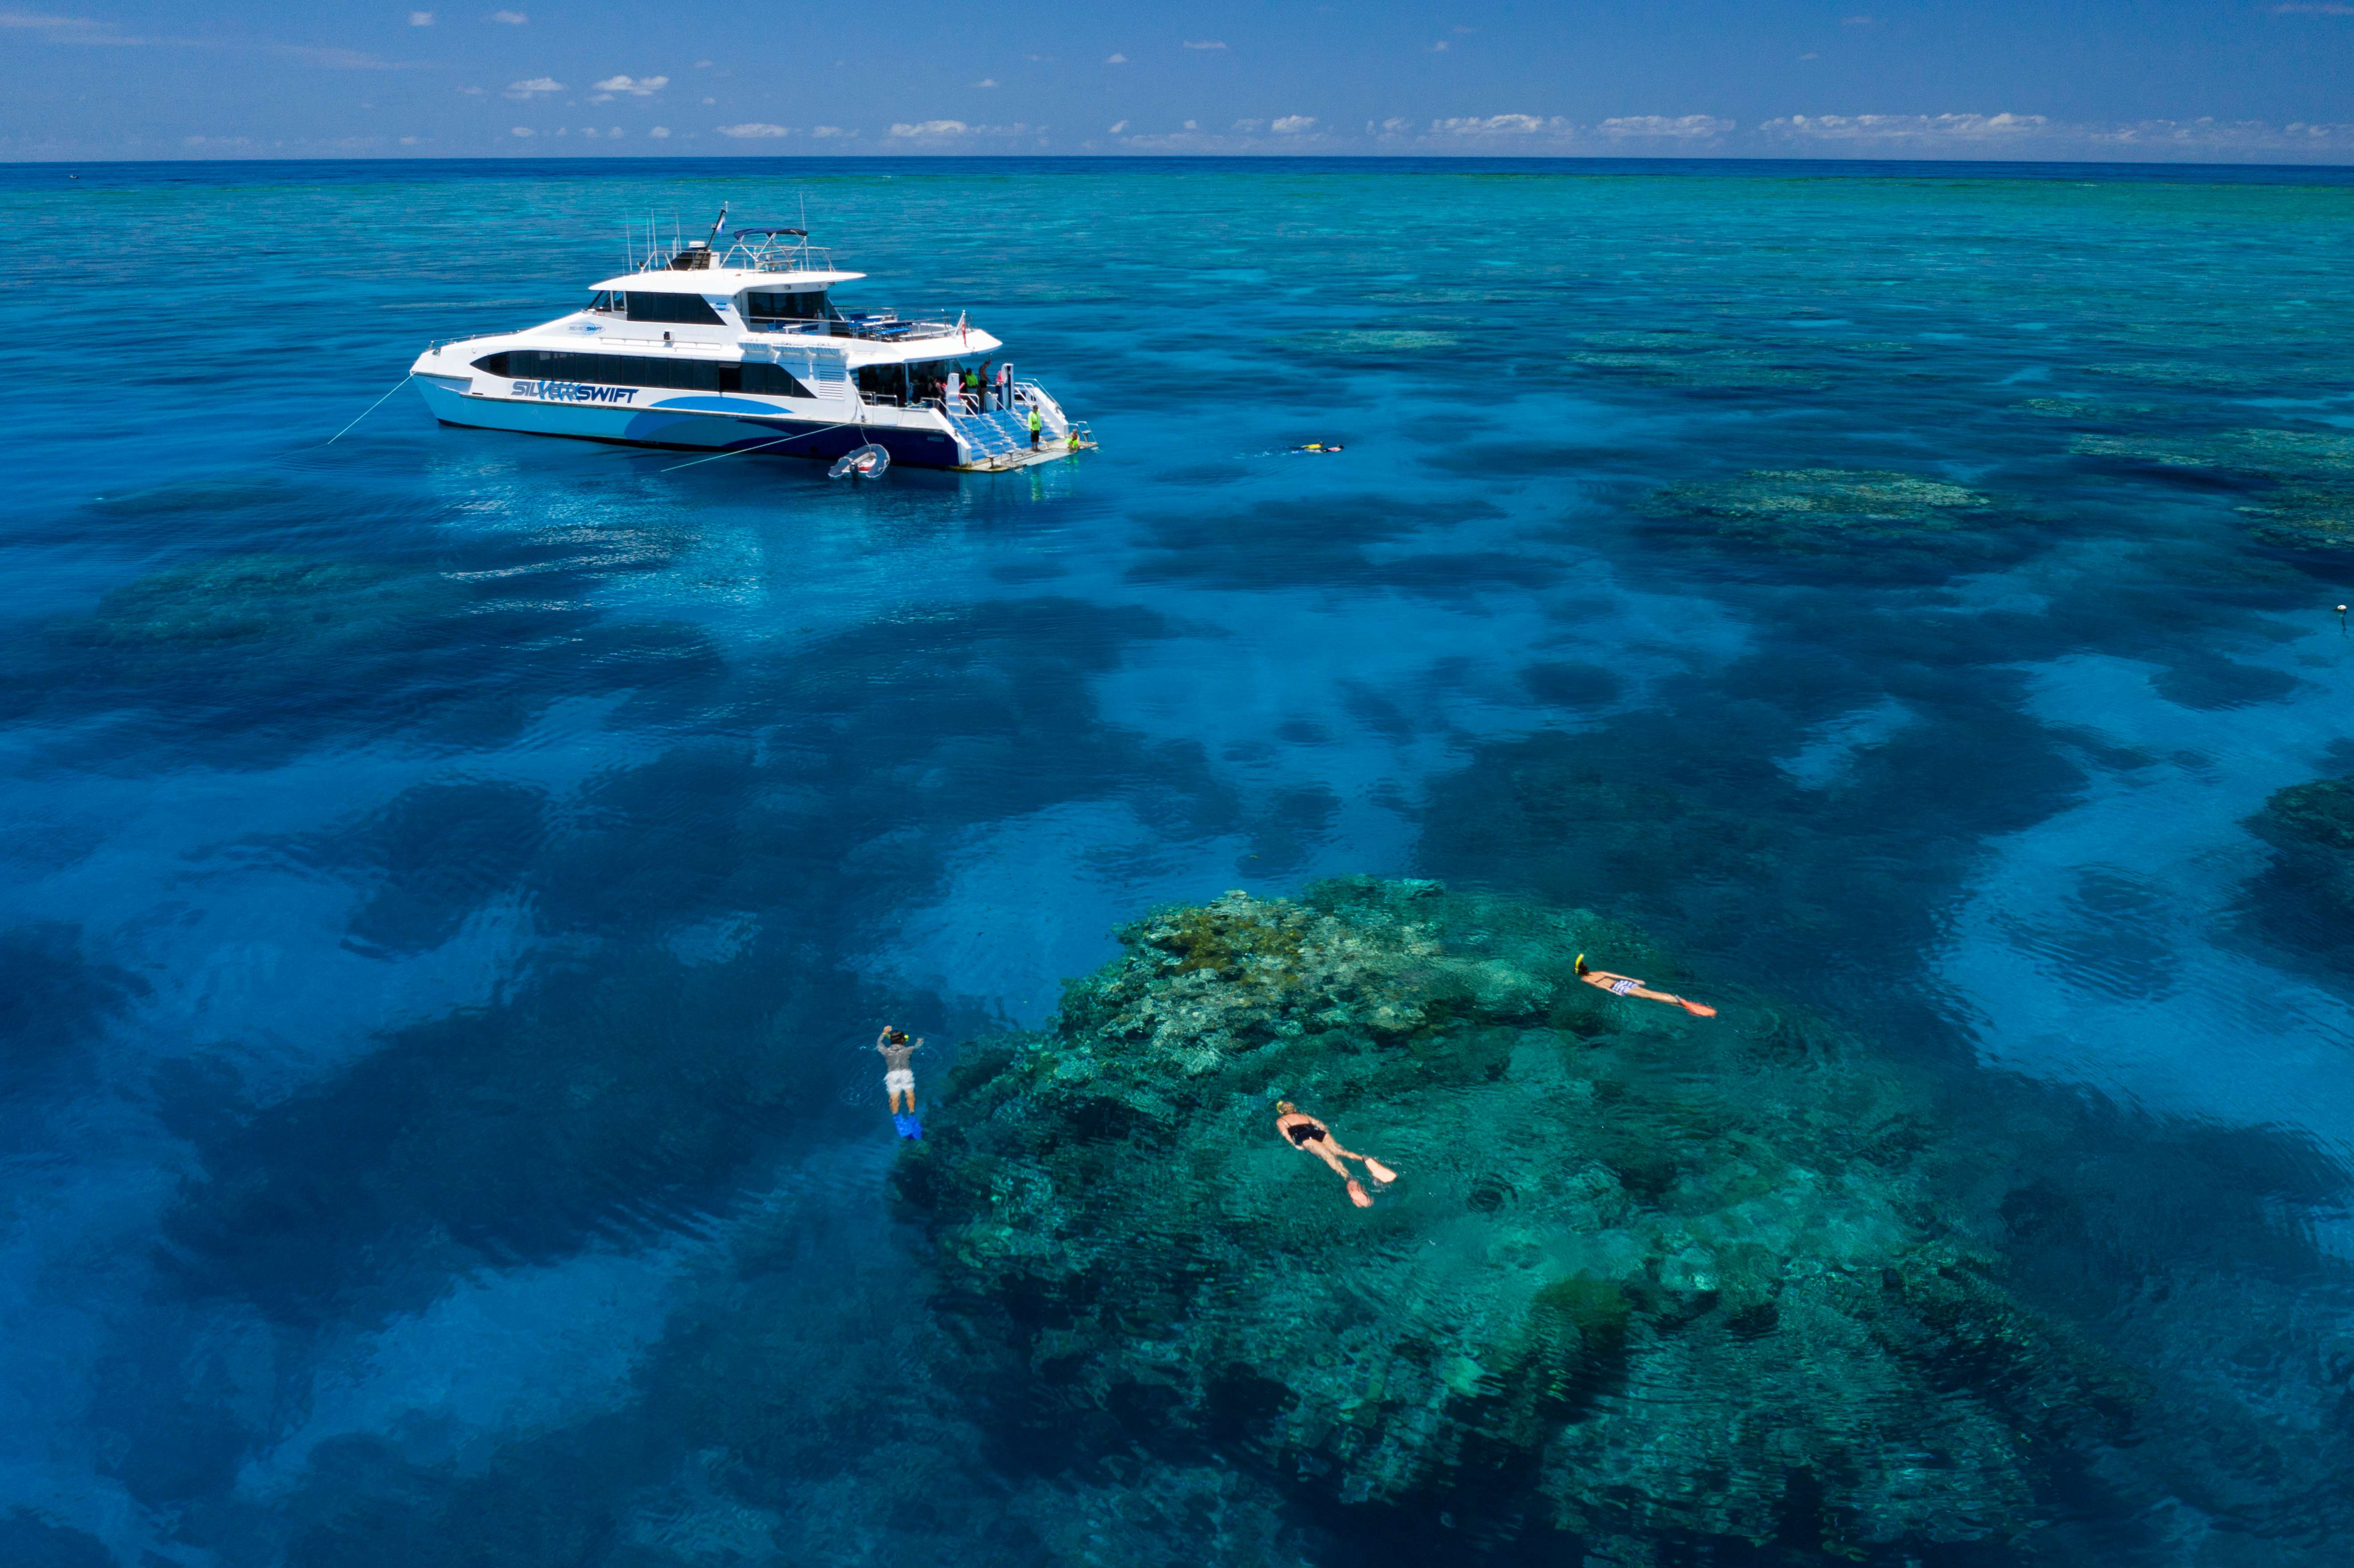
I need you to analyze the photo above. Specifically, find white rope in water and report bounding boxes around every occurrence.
[323,375,415,446]
[659,420,863,473]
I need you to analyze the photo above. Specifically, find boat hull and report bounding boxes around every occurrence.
[411,378,968,469]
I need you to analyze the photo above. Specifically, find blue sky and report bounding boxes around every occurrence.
[3,1,2350,162]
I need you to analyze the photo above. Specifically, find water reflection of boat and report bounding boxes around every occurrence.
[408,210,1090,472]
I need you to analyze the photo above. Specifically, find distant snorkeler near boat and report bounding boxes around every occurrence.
[1275,1101,1396,1208]
[1289,442,1345,454]
[878,1024,926,1139]
[1575,955,1717,1017]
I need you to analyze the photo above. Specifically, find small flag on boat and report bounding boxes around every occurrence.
[958,310,968,347]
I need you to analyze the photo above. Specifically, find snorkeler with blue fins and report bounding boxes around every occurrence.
[878,1024,926,1139]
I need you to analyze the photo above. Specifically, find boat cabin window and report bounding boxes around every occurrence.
[744,290,839,323]
[623,291,724,326]
[471,349,812,398]
[585,291,620,312]
[855,358,972,407]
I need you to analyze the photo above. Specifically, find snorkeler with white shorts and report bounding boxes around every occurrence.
[878,1025,926,1137]
[1575,955,1717,1017]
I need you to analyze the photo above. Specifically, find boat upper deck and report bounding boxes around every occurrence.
[429,221,1005,366]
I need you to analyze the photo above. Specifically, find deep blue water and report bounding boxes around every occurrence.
[4,156,2354,1566]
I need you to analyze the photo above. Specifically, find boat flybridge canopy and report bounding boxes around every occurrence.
[601,209,863,293]
[589,266,865,295]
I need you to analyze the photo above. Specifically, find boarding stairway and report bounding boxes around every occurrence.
[946,381,1088,470]
[948,409,1037,465]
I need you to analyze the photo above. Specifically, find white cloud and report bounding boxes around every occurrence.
[489,8,526,22]
[2092,115,2354,148]
[503,76,561,98]
[1597,114,1733,139]
[1182,39,1226,49]
[1231,118,1264,131]
[1108,118,1128,133]
[1431,39,1449,50]
[1104,52,1126,63]
[274,43,421,67]
[649,125,669,137]
[1271,115,1316,133]
[0,11,143,43]
[592,73,666,95]
[399,134,420,144]
[717,122,791,137]
[701,96,715,104]
[692,58,712,67]
[408,9,434,24]
[1431,113,1551,135]
[811,125,852,137]
[181,134,251,146]
[1759,111,2049,142]
[888,119,1035,138]
[1183,118,1197,130]
[973,77,997,87]
[510,125,533,136]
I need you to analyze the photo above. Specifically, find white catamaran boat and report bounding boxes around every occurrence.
[408,210,1090,473]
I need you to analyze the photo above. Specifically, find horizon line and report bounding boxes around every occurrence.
[8,150,2354,172]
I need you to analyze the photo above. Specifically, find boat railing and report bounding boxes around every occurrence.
[715,236,838,274]
[743,308,972,344]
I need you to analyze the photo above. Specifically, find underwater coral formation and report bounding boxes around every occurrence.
[1564,332,1829,391]
[2244,774,2354,963]
[897,880,2133,1561]
[2069,429,2354,552]
[1632,468,2031,579]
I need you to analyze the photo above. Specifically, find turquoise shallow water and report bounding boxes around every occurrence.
[4,156,2354,1566]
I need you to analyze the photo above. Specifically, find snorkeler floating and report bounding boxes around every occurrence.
[877,1024,926,1138]
[1575,955,1716,1017]
[1275,1101,1397,1208]
[1289,442,1345,454]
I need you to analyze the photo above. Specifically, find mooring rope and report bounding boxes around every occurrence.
[659,419,865,473]
[323,375,415,446]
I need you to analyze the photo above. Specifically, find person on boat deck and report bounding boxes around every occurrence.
[964,368,981,409]
[1028,406,1043,449]
[978,361,995,410]
[1574,954,1716,1017]
[1275,1101,1397,1209]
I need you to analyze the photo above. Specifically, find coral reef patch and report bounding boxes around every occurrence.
[2241,771,2354,970]
[2069,428,2354,552]
[1564,332,1830,391]
[1633,468,2031,578]
[897,880,2135,1560]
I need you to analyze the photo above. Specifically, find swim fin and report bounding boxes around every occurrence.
[893,1110,923,1141]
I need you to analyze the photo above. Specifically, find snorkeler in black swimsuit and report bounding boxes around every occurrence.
[1274,1101,1396,1208]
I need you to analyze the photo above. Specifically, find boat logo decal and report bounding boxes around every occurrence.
[514,380,638,404]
